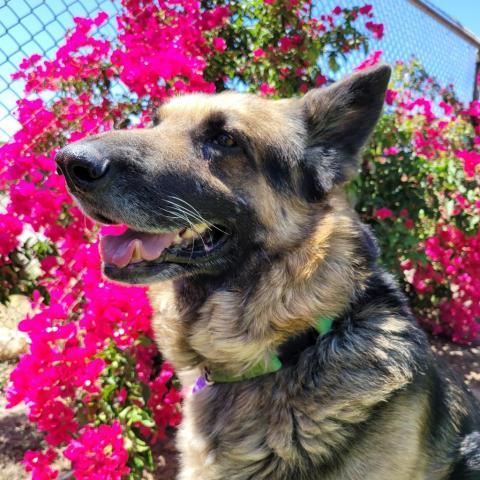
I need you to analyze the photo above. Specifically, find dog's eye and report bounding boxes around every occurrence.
[211,132,237,148]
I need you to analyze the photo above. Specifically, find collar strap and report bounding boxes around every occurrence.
[205,316,334,384]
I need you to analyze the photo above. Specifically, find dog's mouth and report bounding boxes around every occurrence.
[99,222,231,284]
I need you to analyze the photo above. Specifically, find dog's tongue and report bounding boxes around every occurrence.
[100,229,177,268]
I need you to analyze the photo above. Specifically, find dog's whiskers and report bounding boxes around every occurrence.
[160,206,210,252]
[164,199,207,228]
[166,196,229,235]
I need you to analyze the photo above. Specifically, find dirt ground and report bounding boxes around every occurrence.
[429,336,480,400]
[0,298,478,480]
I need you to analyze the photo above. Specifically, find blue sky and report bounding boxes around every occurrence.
[429,0,480,37]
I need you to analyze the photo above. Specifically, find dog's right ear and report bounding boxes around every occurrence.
[299,64,391,200]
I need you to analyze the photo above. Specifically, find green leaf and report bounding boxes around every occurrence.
[133,455,145,468]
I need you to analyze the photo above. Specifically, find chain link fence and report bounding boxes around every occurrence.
[317,0,480,103]
[0,0,479,141]
[0,0,121,142]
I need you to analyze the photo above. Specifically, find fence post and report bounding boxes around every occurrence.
[474,48,480,101]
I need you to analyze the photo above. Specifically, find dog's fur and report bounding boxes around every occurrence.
[59,64,480,479]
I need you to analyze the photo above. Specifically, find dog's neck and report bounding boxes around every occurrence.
[150,202,374,377]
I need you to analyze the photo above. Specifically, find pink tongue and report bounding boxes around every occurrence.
[100,229,178,268]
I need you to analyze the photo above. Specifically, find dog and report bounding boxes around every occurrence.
[56,64,480,479]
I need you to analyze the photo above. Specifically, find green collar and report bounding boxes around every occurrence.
[207,316,334,384]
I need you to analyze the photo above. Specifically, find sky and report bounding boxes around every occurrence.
[429,0,480,37]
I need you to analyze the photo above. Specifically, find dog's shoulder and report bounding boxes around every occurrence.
[448,431,480,479]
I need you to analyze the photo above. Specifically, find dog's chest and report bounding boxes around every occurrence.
[175,378,430,480]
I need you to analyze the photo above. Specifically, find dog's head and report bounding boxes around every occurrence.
[56,64,390,285]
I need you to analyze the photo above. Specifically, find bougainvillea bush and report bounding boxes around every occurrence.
[0,1,386,478]
[354,59,480,343]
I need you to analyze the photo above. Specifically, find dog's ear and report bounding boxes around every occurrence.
[299,64,391,200]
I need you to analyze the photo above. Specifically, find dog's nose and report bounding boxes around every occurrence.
[55,143,110,191]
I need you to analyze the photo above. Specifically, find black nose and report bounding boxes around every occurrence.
[55,143,110,191]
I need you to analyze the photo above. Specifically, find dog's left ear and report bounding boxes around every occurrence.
[300,63,391,198]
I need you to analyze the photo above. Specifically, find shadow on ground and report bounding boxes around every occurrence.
[0,405,43,479]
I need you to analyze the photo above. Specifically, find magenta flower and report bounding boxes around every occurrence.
[354,50,383,71]
[359,4,373,15]
[374,207,393,220]
[64,422,130,480]
[0,213,22,257]
[259,83,276,96]
[457,150,480,178]
[365,21,384,39]
[23,449,58,480]
[253,47,265,59]
[213,37,227,52]
[385,89,397,105]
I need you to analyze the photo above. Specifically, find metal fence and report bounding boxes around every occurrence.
[317,0,480,103]
[0,0,121,141]
[0,0,479,142]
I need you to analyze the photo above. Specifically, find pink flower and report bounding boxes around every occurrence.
[374,207,393,219]
[3,2,187,469]
[116,387,127,404]
[259,83,276,96]
[456,150,480,178]
[332,6,342,15]
[147,363,182,438]
[439,101,453,116]
[354,50,383,71]
[359,4,373,15]
[383,146,399,156]
[279,36,294,52]
[64,421,130,480]
[414,279,427,293]
[404,218,414,230]
[32,401,79,446]
[94,11,108,27]
[385,89,397,105]
[0,213,23,257]
[462,100,480,118]
[213,37,227,53]
[365,21,384,39]
[253,48,265,59]
[23,449,58,480]
[417,225,480,342]
[315,74,327,87]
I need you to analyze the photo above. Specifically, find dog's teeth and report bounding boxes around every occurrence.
[172,233,183,245]
[194,223,209,234]
[130,244,142,264]
[181,224,208,240]
[181,229,194,240]
[181,229,197,240]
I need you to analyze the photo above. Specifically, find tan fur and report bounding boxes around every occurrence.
[61,65,479,479]
[150,187,367,375]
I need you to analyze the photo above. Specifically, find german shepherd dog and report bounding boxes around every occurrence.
[56,64,480,479]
